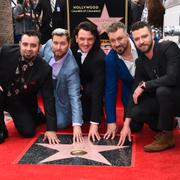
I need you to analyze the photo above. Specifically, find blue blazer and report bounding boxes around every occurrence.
[105,49,134,123]
[40,40,83,128]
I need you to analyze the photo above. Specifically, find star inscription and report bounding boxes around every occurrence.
[37,137,128,165]
[87,4,123,34]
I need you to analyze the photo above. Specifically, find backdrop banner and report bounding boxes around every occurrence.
[67,0,128,54]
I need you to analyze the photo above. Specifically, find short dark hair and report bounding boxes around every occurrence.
[21,30,41,43]
[131,21,152,33]
[71,21,100,50]
[106,22,127,34]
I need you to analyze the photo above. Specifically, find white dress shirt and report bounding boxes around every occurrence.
[118,38,138,77]
[77,49,88,64]
[49,52,67,79]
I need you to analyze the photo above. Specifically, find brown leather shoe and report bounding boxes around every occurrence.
[154,132,163,140]
[144,131,175,152]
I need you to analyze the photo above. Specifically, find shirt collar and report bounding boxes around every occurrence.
[49,51,68,66]
[77,49,88,64]
[77,49,88,56]
[118,38,138,61]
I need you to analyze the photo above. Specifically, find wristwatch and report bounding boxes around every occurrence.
[139,81,146,90]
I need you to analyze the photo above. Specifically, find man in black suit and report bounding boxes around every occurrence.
[35,0,67,44]
[119,21,180,152]
[71,21,105,142]
[0,31,59,144]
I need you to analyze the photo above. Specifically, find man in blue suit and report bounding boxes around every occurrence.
[40,28,83,142]
[104,22,143,142]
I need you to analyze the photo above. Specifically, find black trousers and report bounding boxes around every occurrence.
[81,90,104,124]
[123,106,143,132]
[0,91,38,138]
[131,86,180,131]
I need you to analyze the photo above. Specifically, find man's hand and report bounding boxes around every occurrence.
[43,131,60,144]
[133,84,144,104]
[88,124,101,142]
[103,123,117,139]
[118,119,131,146]
[73,125,83,143]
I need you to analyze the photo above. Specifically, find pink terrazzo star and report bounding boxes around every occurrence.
[37,137,128,165]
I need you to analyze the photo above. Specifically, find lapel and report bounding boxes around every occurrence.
[30,56,41,79]
[55,52,69,90]
[75,52,82,67]
[113,50,134,80]
[143,43,161,79]
[82,51,91,67]
[12,52,21,72]
[48,0,51,7]
[75,49,92,67]
[7,53,21,87]
[46,54,53,64]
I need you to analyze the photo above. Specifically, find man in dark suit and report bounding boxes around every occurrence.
[0,30,59,144]
[71,21,105,142]
[119,21,180,152]
[35,0,67,44]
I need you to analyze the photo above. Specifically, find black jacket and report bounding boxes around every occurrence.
[73,48,105,123]
[126,41,180,117]
[0,44,57,131]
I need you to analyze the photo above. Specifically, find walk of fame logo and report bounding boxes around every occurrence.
[87,4,123,35]
[18,134,132,166]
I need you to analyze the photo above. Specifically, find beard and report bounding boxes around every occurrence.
[115,40,129,55]
[23,54,36,61]
[116,45,127,55]
[53,51,67,60]
[139,40,153,53]
[21,49,37,62]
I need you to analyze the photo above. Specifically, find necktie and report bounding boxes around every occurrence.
[49,0,56,27]
[50,0,56,12]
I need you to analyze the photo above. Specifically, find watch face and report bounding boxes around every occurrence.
[138,81,145,89]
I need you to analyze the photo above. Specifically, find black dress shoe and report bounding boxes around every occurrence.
[0,128,8,144]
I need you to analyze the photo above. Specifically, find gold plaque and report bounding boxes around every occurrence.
[70,150,87,156]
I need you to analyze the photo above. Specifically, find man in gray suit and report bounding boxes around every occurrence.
[40,28,83,143]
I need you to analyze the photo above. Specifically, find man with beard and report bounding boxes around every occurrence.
[104,22,143,140]
[119,21,180,152]
[0,31,59,144]
[40,28,83,143]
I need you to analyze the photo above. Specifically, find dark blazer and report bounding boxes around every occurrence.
[126,41,180,117]
[73,48,105,123]
[105,49,134,123]
[0,44,57,131]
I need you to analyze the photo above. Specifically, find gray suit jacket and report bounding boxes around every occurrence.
[40,40,83,127]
